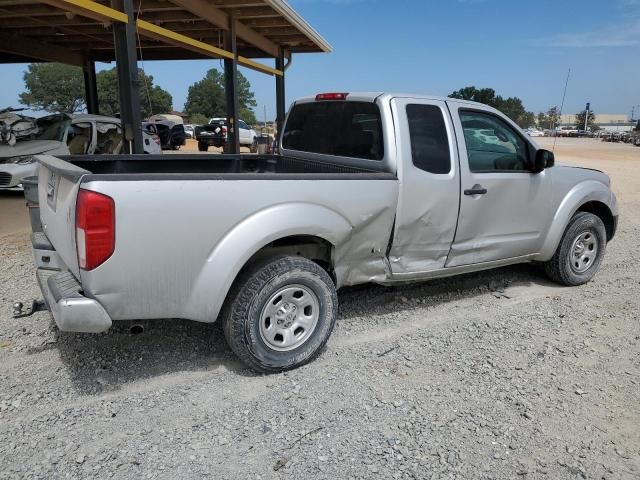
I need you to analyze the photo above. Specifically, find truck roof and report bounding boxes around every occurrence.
[294,92,493,110]
[72,114,121,123]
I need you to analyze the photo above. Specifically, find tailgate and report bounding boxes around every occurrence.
[36,154,90,278]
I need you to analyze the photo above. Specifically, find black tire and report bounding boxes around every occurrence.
[222,255,337,373]
[198,142,208,152]
[544,212,607,286]
[249,138,258,153]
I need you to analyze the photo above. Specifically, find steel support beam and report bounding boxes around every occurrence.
[275,48,286,136]
[111,0,143,154]
[224,17,240,155]
[83,59,99,114]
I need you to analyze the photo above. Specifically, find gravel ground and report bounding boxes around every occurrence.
[1,138,639,479]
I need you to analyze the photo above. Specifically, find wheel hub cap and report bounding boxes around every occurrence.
[259,285,320,352]
[570,231,598,273]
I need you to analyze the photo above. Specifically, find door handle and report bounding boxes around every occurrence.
[464,186,488,196]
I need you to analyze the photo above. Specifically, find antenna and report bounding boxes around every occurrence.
[553,68,571,153]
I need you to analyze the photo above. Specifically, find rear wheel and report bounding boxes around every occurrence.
[222,255,337,373]
[544,212,607,286]
[198,142,208,152]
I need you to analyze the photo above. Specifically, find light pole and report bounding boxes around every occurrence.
[584,102,590,132]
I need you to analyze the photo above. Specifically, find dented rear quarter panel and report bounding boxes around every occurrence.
[79,177,398,322]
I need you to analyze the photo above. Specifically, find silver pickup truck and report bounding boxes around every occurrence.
[32,92,618,372]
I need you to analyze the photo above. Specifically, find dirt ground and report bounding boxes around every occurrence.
[0,190,30,237]
[0,138,638,479]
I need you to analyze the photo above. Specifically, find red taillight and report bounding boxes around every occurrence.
[76,189,115,270]
[221,126,228,136]
[315,92,348,101]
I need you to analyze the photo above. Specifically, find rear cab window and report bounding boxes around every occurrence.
[282,100,384,161]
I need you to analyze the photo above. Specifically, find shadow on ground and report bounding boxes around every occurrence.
[31,262,554,395]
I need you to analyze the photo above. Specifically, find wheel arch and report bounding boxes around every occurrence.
[182,203,352,323]
[537,181,618,261]
[576,201,615,241]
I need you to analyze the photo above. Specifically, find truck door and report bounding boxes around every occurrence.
[445,103,552,267]
[388,98,461,274]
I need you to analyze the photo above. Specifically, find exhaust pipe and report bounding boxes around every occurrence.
[130,324,144,335]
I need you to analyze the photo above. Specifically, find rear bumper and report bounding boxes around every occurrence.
[32,233,112,333]
[196,136,225,147]
[37,269,112,333]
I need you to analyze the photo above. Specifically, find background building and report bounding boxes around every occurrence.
[559,114,636,132]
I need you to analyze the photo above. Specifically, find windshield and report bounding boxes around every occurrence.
[33,114,71,142]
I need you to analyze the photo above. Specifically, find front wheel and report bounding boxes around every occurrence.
[544,212,607,286]
[249,138,258,153]
[222,256,337,373]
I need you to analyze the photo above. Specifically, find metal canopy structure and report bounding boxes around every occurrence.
[0,0,331,153]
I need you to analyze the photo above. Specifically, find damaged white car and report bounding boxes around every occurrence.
[0,113,161,189]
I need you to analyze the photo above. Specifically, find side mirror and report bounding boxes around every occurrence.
[532,149,554,172]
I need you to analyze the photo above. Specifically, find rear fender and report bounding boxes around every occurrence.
[536,181,617,261]
[182,203,353,322]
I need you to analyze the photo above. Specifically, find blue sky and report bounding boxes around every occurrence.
[2,0,639,119]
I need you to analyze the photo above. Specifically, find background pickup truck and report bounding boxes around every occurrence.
[195,118,258,152]
[33,92,618,373]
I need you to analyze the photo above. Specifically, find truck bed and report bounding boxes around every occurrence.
[55,154,393,179]
[36,153,399,324]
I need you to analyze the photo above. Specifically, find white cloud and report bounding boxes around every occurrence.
[540,18,640,47]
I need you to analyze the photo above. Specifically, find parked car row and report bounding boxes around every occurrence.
[600,131,640,145]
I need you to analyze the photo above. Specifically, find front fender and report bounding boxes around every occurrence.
[182,203,353,322]
[536,180,618,261]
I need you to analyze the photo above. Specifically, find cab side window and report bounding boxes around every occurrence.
[238,120,249,130]
[406,104,451,174]
[459,110,529,172]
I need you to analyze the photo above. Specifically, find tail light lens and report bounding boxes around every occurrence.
[76,189,115,270]
[221,126,228,136]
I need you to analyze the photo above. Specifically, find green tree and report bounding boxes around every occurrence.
[184,68,257,124]
[536,107,560,130]
[187,113,209,125]
[449,86,499,106]
[537,112,548,129]
[236,73,257,124]
[547,106,561,130]
[19,63,85,113]
[448,86,536,128]
[575,109,596,130]
[96,67,172,118]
